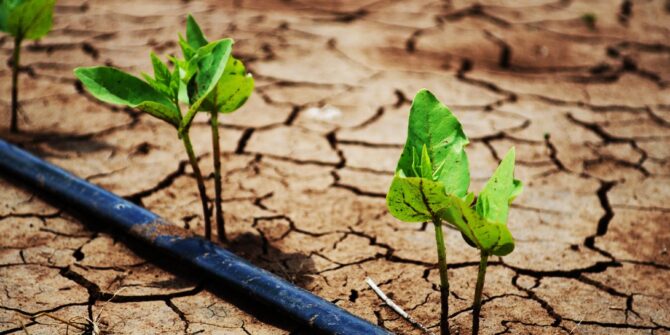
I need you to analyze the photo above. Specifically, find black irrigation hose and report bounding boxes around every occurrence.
[0,139,391,335]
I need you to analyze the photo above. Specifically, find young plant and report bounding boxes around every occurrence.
[177,15,254,242]
[387,89,471,335]
[0,0,56,133]
[387,89,522,335]
[74,23,233,241]
[440,148,521,334]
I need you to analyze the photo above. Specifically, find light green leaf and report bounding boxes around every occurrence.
[492,226,514,256]
[74,66,180,127]
[186,14,208,49]
[386,176,451,223]
[396,89,470,198]
[179,38,233,132]
[7,0,55,40]
[476,147,519,224]
[202,56,254,113]
[440,194,515,256]
[420,144,432,180]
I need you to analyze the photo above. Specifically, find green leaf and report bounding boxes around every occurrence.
[179,38,233,132]
[169,66,182,103]
[440,194,515,256]
[7,0,55,40]
[136,101,181,126]
[0,0,24,32]
[74,66,180,127]
[201,56,254,113]
[386,176,451,222]
[396,89,470,198]
[178,34,196,60]
[150,52,171,86]
[141,53,176,101]
[186,14,208,49]
[420,144,432,180]
[476,147,520,224]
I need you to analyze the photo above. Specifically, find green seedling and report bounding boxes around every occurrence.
[177,15,254,242]
[74,20,233,241]
[442,148,521,335]
[0,0,56,133]
[387,89,470,335]
[387,89,522,335]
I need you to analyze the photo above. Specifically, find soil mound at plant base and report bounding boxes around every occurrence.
[0,0,668,334]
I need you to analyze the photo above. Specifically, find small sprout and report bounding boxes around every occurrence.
[387,89,523,335]
[74,16,233,241]
[179,15,254,242]
[0,0,56,133]
[581,13,597,30]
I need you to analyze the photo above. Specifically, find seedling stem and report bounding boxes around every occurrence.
[433,217,450,335]
[10,37,22,133]
[181,133,212,240]
[472,251,490,335]
[210,111,227,242]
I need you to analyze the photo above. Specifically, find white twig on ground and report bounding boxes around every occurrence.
[365,277,435,335]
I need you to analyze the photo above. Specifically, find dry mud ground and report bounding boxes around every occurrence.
[1,0,669,334]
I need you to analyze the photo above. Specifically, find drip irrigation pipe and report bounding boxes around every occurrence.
[0,139,391,335]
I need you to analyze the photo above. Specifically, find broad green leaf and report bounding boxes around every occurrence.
[180,38,233,132]
[441,194,515,256]
[186,14,208,49]
[476,147,519,224]
[74,66,180,127]
[200,56,254,113]
[396,89,470,198]
[7,0,55,40]
[0,0,23,32]
[386,176,451,223]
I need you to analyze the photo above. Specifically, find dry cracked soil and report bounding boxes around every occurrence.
[1,0,669,334]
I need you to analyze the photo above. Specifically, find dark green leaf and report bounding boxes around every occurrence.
[178,34,196,60]
[7,0,55,39]
[151,52,171,86]
[396,89,470,198]
[0,0,24,32]
[186,14,208,49]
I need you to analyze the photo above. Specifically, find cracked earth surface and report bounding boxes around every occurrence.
[1,0,669,334]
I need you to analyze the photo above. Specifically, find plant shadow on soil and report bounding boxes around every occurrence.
[2,174,318,334]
